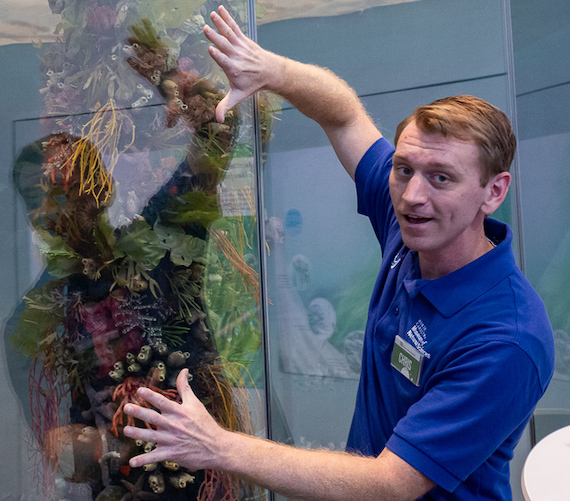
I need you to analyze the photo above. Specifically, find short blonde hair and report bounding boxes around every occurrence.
[394,95,516,186]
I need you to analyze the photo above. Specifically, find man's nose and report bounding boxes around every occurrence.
[402,175,428,204]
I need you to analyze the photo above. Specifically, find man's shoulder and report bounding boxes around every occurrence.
[457,263,555,389]
[355,137,395,185]
[354,138,398,246]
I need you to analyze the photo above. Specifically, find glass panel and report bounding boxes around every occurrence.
[0,1,266,500]
[257,0,519,498]
[511,0,570,442]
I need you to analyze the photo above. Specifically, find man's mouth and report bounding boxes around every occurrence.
[404,215,432,224]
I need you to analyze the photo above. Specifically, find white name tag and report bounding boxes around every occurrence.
[390,335,424,386]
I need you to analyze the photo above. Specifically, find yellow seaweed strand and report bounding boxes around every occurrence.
[60,100,135,206]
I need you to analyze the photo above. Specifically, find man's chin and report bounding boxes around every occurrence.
[401,235,439,254]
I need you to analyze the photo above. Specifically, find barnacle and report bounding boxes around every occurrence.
[148,471,165,494]
[170,472,195,488]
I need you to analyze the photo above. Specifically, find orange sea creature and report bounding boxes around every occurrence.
[110,376,178,437]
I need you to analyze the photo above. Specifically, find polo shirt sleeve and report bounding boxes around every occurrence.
[386,340,543,493]
[354,137,396,248]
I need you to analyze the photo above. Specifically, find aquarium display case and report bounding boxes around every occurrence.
[1,1,569,501]
[2,0,268,499]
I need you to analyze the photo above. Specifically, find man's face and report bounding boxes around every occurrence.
[389,120,494,273]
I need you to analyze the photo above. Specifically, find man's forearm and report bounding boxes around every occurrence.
[215,430,433,501]
[261,53,381,175]
[263,54,367,130]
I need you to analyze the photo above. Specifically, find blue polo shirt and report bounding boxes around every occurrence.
[347,138,554,499]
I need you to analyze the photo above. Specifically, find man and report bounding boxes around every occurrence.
[124,6,554,500]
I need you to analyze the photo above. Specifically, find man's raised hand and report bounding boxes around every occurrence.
[204,6,275,123]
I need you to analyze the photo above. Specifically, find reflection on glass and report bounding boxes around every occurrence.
[257,2,521,499]
[512,0,570,445]
[6,1,265,499]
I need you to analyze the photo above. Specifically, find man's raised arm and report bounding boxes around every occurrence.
[204,6,382,179]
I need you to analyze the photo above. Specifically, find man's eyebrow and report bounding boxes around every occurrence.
[392,154,455,170]
[427,161,455,170]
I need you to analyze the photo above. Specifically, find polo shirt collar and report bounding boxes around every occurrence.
[403,219,516,318]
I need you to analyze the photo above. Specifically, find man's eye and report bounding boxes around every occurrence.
[435,174,448,183]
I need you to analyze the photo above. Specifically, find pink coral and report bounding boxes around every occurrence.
[178,57,195,73]
[82,292,143,377]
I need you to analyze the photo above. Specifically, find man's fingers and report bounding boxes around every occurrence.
[124,402,168,427]
[123,426,176,467]
[216,91,249,123]
[128,448,171,468]
[123,424,161,443]
[209,11,233,41]
[133,386,180,413]
[215,95,231,123]
[216,6,245,38]
[176,368,198,403]
[209,7,244,42]
[124,389,181,426]
[205,47,241,122]
[205,7,260,123]
[204,24,234,55]
[207,44,231,71]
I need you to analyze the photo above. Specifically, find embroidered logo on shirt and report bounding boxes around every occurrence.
[406,319,431,359]
[390,252,402,269]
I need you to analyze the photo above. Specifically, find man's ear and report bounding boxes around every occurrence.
[481,172,511,216]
